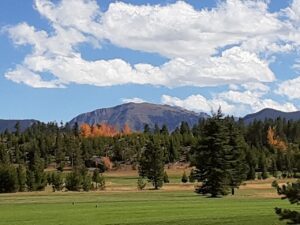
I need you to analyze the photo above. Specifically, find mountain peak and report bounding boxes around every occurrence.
[69,102,208,131]
[243,108,300,124]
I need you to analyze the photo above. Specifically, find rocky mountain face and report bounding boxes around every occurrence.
[69,102,209,131]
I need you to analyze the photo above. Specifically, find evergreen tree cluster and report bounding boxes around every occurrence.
[0,113,300,193]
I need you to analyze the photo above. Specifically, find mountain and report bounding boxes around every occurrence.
[69,102,209,131]
[243,108,300,124]
[0,119,38,133]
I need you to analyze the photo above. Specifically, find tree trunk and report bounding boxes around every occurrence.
[231,188,235,195]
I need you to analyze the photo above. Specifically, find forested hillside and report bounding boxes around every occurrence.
[0,114,300,193]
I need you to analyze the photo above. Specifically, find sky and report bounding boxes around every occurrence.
[1,0,300,122]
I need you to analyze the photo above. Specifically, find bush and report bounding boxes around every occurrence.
[262,171,269,180]
[65,171,82,191]
[82,175,92,192]
[293,172,300,178]
[98,174,105,190]
[189,169,196,183]
[137,177,147,190]
[257,172,262,180]
[26,170,47,191]
[181,171,188,183]
[0,164,18,193]
[51,172,64,192]
[163,171,169,183]
[271,180,278,188]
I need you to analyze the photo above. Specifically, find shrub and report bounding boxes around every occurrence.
[137,176,147,190]
[51,172,64,192]
[257,172,262,180]
[181,171,188,183]
[65,171,82,191]
[262,171,269,180]
[98,174,105,190]
[82,175,92,192]
[0,164,18,193]
[163,171,169,183]
[189,169,196,183]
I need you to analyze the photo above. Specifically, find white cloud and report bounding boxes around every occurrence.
[218,90,297,113]
[3,0,300,90]
[241,82,270,93]
[5,65,63,88]
[122,97,145,104]
[285,0,300,23]
[162,89,297,116]
[162,94,237,115]
[102,0,284,58]
[276,76,300,99]
[35,0,103,40]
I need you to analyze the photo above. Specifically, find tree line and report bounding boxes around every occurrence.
[0,111,300,194]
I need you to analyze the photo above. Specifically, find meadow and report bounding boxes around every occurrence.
[0,170,296,225]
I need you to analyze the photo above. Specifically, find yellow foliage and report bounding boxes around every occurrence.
[80,123,132,138]
[267,127,287,151]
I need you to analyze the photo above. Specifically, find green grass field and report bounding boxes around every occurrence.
[0,174,295,225]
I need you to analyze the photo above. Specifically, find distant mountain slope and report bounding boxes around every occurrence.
[243,108,300,124]
[0,119,38,133]
[69,102,209,131]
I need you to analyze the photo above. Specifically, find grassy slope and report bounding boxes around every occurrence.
[0,170,296,225]
[0,189,293,225]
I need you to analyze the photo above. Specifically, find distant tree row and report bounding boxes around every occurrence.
[0,112,300,193]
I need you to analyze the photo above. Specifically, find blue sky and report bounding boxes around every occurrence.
[1,0,300,122]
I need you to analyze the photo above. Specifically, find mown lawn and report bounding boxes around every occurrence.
[0,188,294,225]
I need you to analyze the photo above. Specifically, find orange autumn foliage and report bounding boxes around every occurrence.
[267,127,287,151]
[80,123,92,137]
[80,123,132,138]
[122,124,131,135]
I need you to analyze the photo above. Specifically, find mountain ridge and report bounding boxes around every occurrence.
[0,119,38,133]
[242,108,300,124]
[2,105,300,133]
[68,102,209,131]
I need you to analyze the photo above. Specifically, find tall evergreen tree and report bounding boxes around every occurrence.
[194,109,232,197]
[226,118,248,195]
[16,164,26,192]
[0,164,18,193]
[139,136,165,189]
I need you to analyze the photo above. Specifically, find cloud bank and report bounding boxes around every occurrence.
[3,0,300,115]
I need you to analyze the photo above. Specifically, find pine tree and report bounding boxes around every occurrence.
[139,136,165,190]
[160,124,169,135]
[17,164,26,192]
[143,124,151,134]
[50,172,64,192]
[181,171,188,183]
[26,150,47,191]
[189,169,196,183]
[82,174,92,192]
[92,169,101,189]
[194,109,232,197]
[65,171,82,191]
[226,118,248,195]
[154,124,160,134]
[274,180,300,224]
[0,164,18,193]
